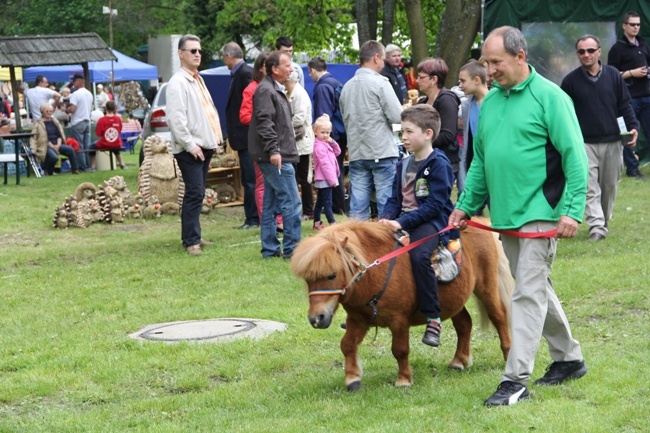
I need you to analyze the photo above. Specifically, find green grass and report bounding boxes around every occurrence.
[1,151,649,432]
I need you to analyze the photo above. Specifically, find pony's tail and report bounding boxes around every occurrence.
[477,232,514,330]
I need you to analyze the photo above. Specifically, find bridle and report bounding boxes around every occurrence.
[308,237,403,324]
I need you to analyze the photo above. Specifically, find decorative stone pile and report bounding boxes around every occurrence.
[52,134,231,229]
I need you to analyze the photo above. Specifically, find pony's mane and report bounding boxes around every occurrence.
[290,220,395,282]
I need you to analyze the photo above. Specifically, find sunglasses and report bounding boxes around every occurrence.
[182,48,204,55]
[625,22,641,27]
[577,48,599,55]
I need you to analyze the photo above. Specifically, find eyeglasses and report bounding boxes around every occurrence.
[625,22,641,27]
[182,48,204,55]
[577,48,599,55]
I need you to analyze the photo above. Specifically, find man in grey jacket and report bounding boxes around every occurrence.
[167,34,223,255]
[248,51,302,259]
[340,40,403,220]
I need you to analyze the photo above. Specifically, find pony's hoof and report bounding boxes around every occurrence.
[448,363,465,371]
[394,379,412,387]
[346,380,361,392]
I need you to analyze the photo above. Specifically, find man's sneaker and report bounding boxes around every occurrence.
[422,320,441,347]
[484,381,529,406]
[534,360,587,386]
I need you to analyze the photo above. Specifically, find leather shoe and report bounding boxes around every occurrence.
[589,233,605,242]
[627,170,646,179]
[238,223,260,229]
[199,239,214,246]
[263,250,283,259]
[186,245,202,256]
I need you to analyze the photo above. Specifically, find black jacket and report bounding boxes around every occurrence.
[417,88,461,168]
[380,62,406,104]
[608,35,650,98]
[225,62,252,151]
[248,76,298,163]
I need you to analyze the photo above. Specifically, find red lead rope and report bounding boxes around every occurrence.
[309,220,558,297]
[465,220,558,239]
[372,220,557,267]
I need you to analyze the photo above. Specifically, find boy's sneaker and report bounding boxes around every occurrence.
[534,360,587,386]
[422,320,441,347]
[484,381,529,406]
[313,221,325,230]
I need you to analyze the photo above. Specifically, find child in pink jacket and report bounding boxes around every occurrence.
[312,114,341,229]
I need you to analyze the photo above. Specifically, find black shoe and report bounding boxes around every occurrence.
[238,223,260,230]
[484,381,529,406]
[534,360,587,386]
[627,170,646,179]
[588,233,605,242]
[422,321,441,347]
[263,250,283,259]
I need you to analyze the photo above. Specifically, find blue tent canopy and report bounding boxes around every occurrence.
[201,63,358,137]
[23,49,158,83]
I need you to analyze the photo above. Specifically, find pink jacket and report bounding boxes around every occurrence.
[313,137,341,186]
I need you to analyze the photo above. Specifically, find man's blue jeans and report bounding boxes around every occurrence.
[348,158,397,220]
[259,162,302,258]
[629,96,650,174]
[71,120,90,170]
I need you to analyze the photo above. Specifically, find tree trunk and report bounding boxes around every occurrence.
[356,0,379,46]
[434,0,482,88]
[382,0,396,45]
[402,0,427,67]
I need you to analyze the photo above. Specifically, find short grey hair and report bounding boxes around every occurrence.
[488,26,527,57]
[39,103,53,114]
[178,34,201,51]
[385,44,401,55]
[575,34,601,49]
[221,42,243,59]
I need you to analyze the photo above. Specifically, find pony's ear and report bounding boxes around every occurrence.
[341,236,349,248]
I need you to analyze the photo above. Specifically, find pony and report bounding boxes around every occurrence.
[290,219,514,391]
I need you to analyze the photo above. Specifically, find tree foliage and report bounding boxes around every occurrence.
[1,0,186,58]
[0,0,478,75]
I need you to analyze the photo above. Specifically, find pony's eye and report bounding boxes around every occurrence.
[327,273,337,281]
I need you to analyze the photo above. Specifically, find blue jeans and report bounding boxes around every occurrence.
[71,120,90,170]
[314,187,335,224]
[409,222,440,319]
[44,145,78,174]
[174,148,214,248]
[348,158,397,220]
[629,96,650,174]
[259,162,302,258]
[238,149,260,225]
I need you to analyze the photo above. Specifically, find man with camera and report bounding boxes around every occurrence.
[608,11,650,179]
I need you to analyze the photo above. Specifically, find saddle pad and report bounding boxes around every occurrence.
[431,238,462,283]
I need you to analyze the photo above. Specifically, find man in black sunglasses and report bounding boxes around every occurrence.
[561,34,639,242]
[608,10,650,179]
[167,34,224,255]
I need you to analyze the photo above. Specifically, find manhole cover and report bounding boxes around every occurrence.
[129,318,287,343]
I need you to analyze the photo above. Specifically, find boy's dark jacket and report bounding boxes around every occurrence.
[381,149,455,239]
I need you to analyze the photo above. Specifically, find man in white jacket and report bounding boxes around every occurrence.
[167,34,223,255]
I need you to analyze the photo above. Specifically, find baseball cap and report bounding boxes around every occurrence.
[72,73,84,81]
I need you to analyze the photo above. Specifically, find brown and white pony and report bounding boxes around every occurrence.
[290,219,513,391]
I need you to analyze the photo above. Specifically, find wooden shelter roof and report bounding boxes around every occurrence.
[0,33,116,67]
